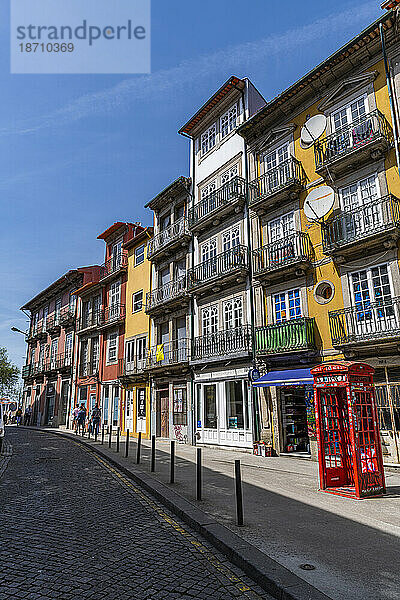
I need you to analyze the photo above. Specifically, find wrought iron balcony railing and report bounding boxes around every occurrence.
[31,362,45,377]
[253,232,312,276]
[146,338,190,369]
[146,276,188,312]
[60,305,76,325]
[192,325,252,361]
[314,110,393,170]
[99,304,126,326]
[57,352,73,370]
[329,297,400,346]
[22,364,32,379]
[249,158,306,206]
[188,246,248,289]
[322,194,400,252]
[255,318,316,355]
[46,314,61,332]
[100,252,128,280]
[79,360,99,377]
[188,176,246,228]
[77,310,102,332]
[118,357,147,377]
[147,217,190,259]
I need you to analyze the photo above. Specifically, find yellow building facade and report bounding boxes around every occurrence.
[239,10,400,463]
[120,227,153,438]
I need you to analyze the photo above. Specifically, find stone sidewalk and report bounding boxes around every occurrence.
[40,428,400,600]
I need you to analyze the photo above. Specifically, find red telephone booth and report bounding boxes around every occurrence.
[311,362,385,499]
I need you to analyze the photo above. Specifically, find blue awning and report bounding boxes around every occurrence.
[253,368,313,387]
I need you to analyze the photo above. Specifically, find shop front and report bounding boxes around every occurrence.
[195,373,253,449]
[253,369,317,458]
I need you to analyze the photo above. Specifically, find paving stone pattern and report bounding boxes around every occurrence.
[0,428,273,600]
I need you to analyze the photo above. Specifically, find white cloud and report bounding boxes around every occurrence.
[0,1,379,136]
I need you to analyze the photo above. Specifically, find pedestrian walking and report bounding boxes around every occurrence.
[72,405,80,431]
[23,405,32,426]
[90,405,101,437]
[76,404,87,435]
[15,407,22,426]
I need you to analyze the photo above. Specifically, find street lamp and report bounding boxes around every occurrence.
[11,327,28,336]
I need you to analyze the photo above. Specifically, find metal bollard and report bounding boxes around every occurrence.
[235,460,244,527]
[136,432,141,464]
[116,427,120,453]
[170,441,175,484]
[151,435,155,472]
[196,448,202,501]
[125,430,129,458]
[108,426,112,448]
[101,425,104,445]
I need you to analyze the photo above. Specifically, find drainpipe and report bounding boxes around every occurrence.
[189,142,196,446]
[380,22,400,179]
[241,88,261,442]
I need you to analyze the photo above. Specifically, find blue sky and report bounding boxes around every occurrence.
[0,0,382,369]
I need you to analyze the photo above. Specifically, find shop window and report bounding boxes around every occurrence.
[204,384,217,429]
[173,388,187,426]
[226,381,245,429]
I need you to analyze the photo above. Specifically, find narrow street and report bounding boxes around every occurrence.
[0,428,273,600]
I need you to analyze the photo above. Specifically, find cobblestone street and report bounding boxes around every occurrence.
[0,428,273,600]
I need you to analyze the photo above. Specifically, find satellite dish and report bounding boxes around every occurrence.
[300,114,327,149]
[304,185,335,221]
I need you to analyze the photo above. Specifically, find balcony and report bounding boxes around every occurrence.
[255,318,316,356]
[46,314,61,335]
[322,194,400,261]
[314,110,393,177]
[60,305,76,327]
[100,252,128,282]
[22,364,32,380]
[329,297,400,353]
[191,325,252,364]
[253,232,312,284]
[57,352,73,372]
[31,362,45,379]
[189,176,246,232]
[77,310,102,333]
[146,276,189,315]
[249,158,307,214]
[145,339,190,372]
[79,361,99,378]
[32,322,47,341]
[99,304,126,329]
[118,357,147,383]
[188,246,248,296]
[147,218,190,261]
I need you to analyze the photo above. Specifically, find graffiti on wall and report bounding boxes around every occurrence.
[173,424,188,444]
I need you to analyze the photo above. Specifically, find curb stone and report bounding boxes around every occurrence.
[28,427,332,600]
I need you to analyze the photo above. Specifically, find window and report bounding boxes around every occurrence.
[226,381,247,429]
[112,386,119,426]
[200,180,216,201]
[159,267,170,287]
[43,306,49,329]
[274,289,302,323]
[160,213,171,231]
[107,332,118,363]
[264,143,289,171]
[175,204,185,220]
[221,164,238,186]
[268,212,294,243]
[201,238,217,262]
[220,104,238,138]
[103,385,109,426]
[202,305,218,335]
[340,175,379,211]
[132,290,143,313]
[55,298,62,321]
[224,297,243,330]
[69,293,76,312]
[136,337,147,361]
[222,226,240,251]
[340,175,381,237]
[173,388,187,426]
[91,337,99,366]
[135,244,145,266]
[350,265,396,334]
[93,295,102,314]
[65,332,73,357]
[109,281,120,307]
[201,123,216,155]
[332,95,368,131]
[81,340,88,367]
[50,338,58,365]
[111,240,123,270]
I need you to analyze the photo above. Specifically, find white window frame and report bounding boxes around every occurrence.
[220,104,238,138]
[200,122,217,156]
[202,305,218,335]
[331,94,369,132]
[264,142,289,172]
[222,226,240,251]
[201,238,217,262]
[268,212,295,243]
[339,173,380,211]
[107,331,118,364]
[223,297,243,330]
[109,281,121,307]
[220,164,238,186]
[132,290,143,313]
[273,288,303,324]
[135,244,145,266]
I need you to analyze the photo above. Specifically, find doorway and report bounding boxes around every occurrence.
[125,390,134,431]
[59,380,69,426]
[156,390,169,438]
[281,388,310,454]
